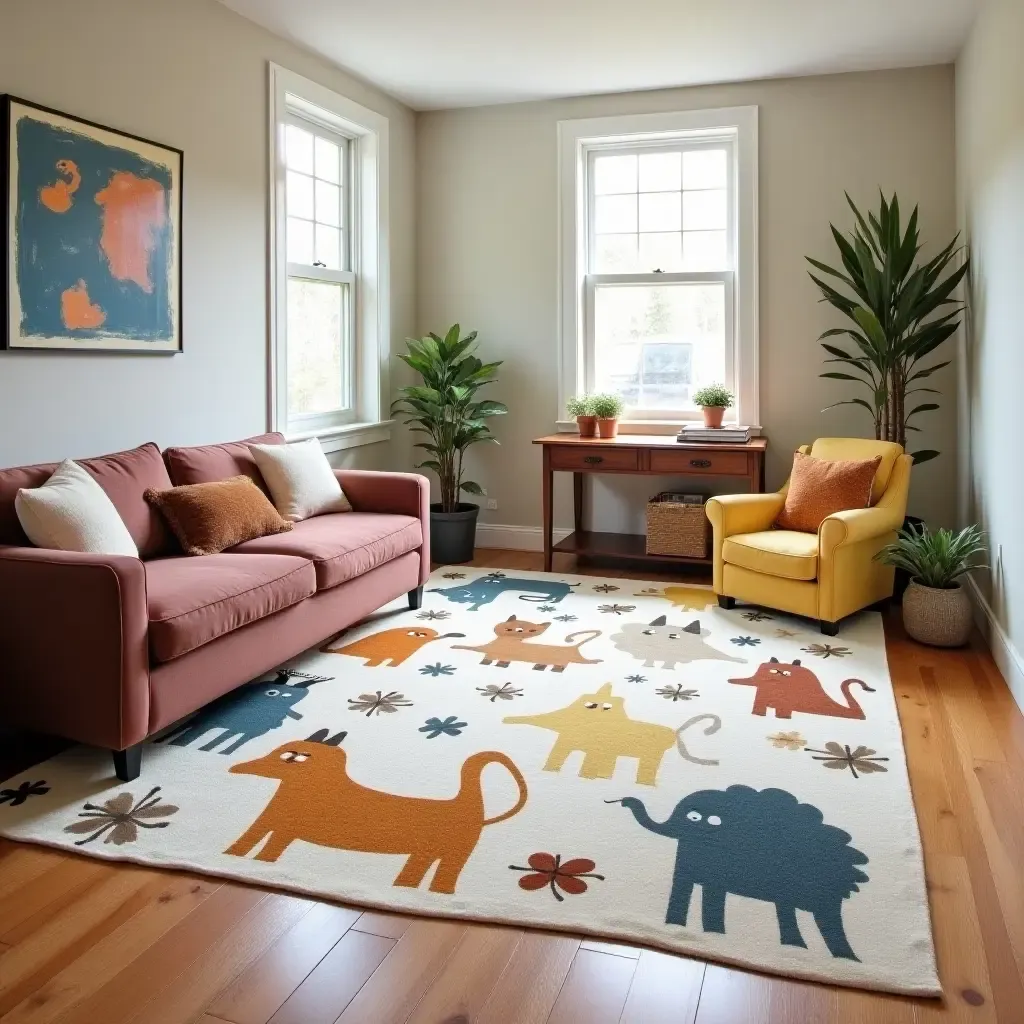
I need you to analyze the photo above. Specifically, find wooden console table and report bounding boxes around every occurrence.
[533,433,768,571]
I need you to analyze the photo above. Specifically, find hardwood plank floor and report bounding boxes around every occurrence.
[0,547,1021,1023]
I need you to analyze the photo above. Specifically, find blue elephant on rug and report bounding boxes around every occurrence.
[612,785,868,960]
[428,573,580,611]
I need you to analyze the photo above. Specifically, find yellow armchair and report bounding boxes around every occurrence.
[705,438,912,635]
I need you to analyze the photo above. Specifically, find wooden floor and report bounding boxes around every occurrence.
[1,548,1022,1024]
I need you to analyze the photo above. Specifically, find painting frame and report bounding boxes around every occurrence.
[1,95,183,354]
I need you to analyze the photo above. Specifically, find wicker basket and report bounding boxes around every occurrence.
[646,492,708,558]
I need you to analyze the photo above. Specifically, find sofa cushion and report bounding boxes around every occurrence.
[146,553,315,662]
[164,432,284,490]
[0,442,175,557]
[722,530,819,582]
[229,512,422,591]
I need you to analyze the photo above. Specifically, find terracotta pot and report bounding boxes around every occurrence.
[702,406,726,428]
[597,417,619,438]
[576,415,597,438]
[902,580,973,647]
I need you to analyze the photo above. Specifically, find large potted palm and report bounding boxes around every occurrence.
[392,324,507,564]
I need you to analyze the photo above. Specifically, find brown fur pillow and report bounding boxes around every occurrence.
[775,452,883,533]
[145,476,292,556]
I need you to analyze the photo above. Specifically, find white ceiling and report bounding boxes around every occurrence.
[220,0,980,111]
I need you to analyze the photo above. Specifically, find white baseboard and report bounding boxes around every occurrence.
[967,576,1024,716]
[475,523,573,552]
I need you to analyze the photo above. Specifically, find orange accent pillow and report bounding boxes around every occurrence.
[145,476,292,556]
[775,452,883,533]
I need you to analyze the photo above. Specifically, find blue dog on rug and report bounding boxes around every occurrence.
[429,573,580,611]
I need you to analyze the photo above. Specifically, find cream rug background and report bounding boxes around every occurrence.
[0,567,938,995]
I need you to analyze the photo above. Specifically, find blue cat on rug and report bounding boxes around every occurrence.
[429,573,580,611]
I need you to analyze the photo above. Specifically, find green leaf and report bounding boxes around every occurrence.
[910,450,940,465]
[906,403,939,419]
[460,480,485,495]
[822,398,876,416]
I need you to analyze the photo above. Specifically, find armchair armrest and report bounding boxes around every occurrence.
[334,470,431,583]
[0,547,150,750]
[705,492,785,538]
[818,505,903,559]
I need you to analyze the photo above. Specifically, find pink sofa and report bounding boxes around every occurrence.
[0,433,429,781]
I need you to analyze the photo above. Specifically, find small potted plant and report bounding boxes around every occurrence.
[567,395,597,437]
[591,393,625,438]
[877,524,986,647]
[692,384,734,428]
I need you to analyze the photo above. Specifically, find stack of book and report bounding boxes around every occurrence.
[677,423,752,443]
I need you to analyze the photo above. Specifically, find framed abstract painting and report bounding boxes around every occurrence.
[1,96,182,353]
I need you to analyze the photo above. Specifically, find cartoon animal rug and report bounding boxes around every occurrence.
[0,567,937,997]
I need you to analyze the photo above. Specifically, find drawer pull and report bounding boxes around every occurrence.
[583,455,604,464]
[690,458,712,468]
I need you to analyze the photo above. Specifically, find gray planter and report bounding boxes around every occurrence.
[902,580,973,647]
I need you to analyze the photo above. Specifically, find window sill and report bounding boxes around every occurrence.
[555,419,762,436]
[285,419,393,452]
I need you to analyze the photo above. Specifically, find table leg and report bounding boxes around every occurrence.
[542,447,553,572]
[573,472,584,534]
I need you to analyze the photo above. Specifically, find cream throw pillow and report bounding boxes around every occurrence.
[248,438,352,522]
[15,460,139,557]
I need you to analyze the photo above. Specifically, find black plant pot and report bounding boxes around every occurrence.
[430,502,480,564]
[893,515,925,603]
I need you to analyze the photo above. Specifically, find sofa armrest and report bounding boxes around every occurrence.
[705,492,785,538]
[335,470,431,583]
[0,547,150,750]
[818,505,903,559]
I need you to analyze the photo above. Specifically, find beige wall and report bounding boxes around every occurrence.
[956,0,1024,708]
[0,0,415,470]
[415,66,958,536]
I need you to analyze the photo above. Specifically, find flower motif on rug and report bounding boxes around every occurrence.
[593,584,619,593]
[635,587,662,595]
[730,635,761,647]
[598,604,636,615]
[477,682,523,702]
[774,627,799,638]
[537,605,557,612]
[554,614,577,622]
[0,780,50,807]
[742,610,773,622]
[419,663,457,677]
[801,643,852,659]
[419,716,467,738]
[767,731,806,751]
[656,684,699,701]
[482,571,506,579]
[806,742,890,778]
[63,786,178,846]
[626,674,647,684]
[348,691,413,716]
[441,571,466,579]
[417,609,451,621]
[509,852,605,902]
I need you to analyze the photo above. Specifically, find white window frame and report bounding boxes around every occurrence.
[269,63,391,451]
[558,106,759,432]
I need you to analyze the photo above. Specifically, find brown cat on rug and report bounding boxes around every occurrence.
[452,616,602,672]
[223,729,528,893]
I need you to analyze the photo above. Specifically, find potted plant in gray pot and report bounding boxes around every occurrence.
[392,324,507,564]
[877,523,986,647]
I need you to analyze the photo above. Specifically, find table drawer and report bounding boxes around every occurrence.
[649,449,750,475]
[549,446,640,472]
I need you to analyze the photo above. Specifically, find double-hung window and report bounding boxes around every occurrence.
[269,65,391,451]
[559,108,758,429]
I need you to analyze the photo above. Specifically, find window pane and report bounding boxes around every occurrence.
[594,233,639,273]
[593,154,637,195]
[638,191,681,233]
[638,232,683,272]
[683,230,727,270]
[593,283,726,411]
[287,217,313,264]
[595,194,637,234]
[683,189,726,231]
[639,152,681,192]
[683,148,727,190]
[286,125,314,174]
[315,224,341,269]
[315,136,341,184]
[287,278,346,416]
[315,180,341,228]
[287,171,314,220]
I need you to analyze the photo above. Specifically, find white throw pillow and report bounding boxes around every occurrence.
[249,438,352,522]
[15,459,139,557]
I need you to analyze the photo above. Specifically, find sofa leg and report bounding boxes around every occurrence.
[718,595,736,610]
[819,620,840,637]
[408,586,424,611]
[112,744,142,782]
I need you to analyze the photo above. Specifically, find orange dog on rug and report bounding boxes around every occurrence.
[224,729,528,893]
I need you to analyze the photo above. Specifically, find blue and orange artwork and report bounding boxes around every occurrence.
[4,98,181,352]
